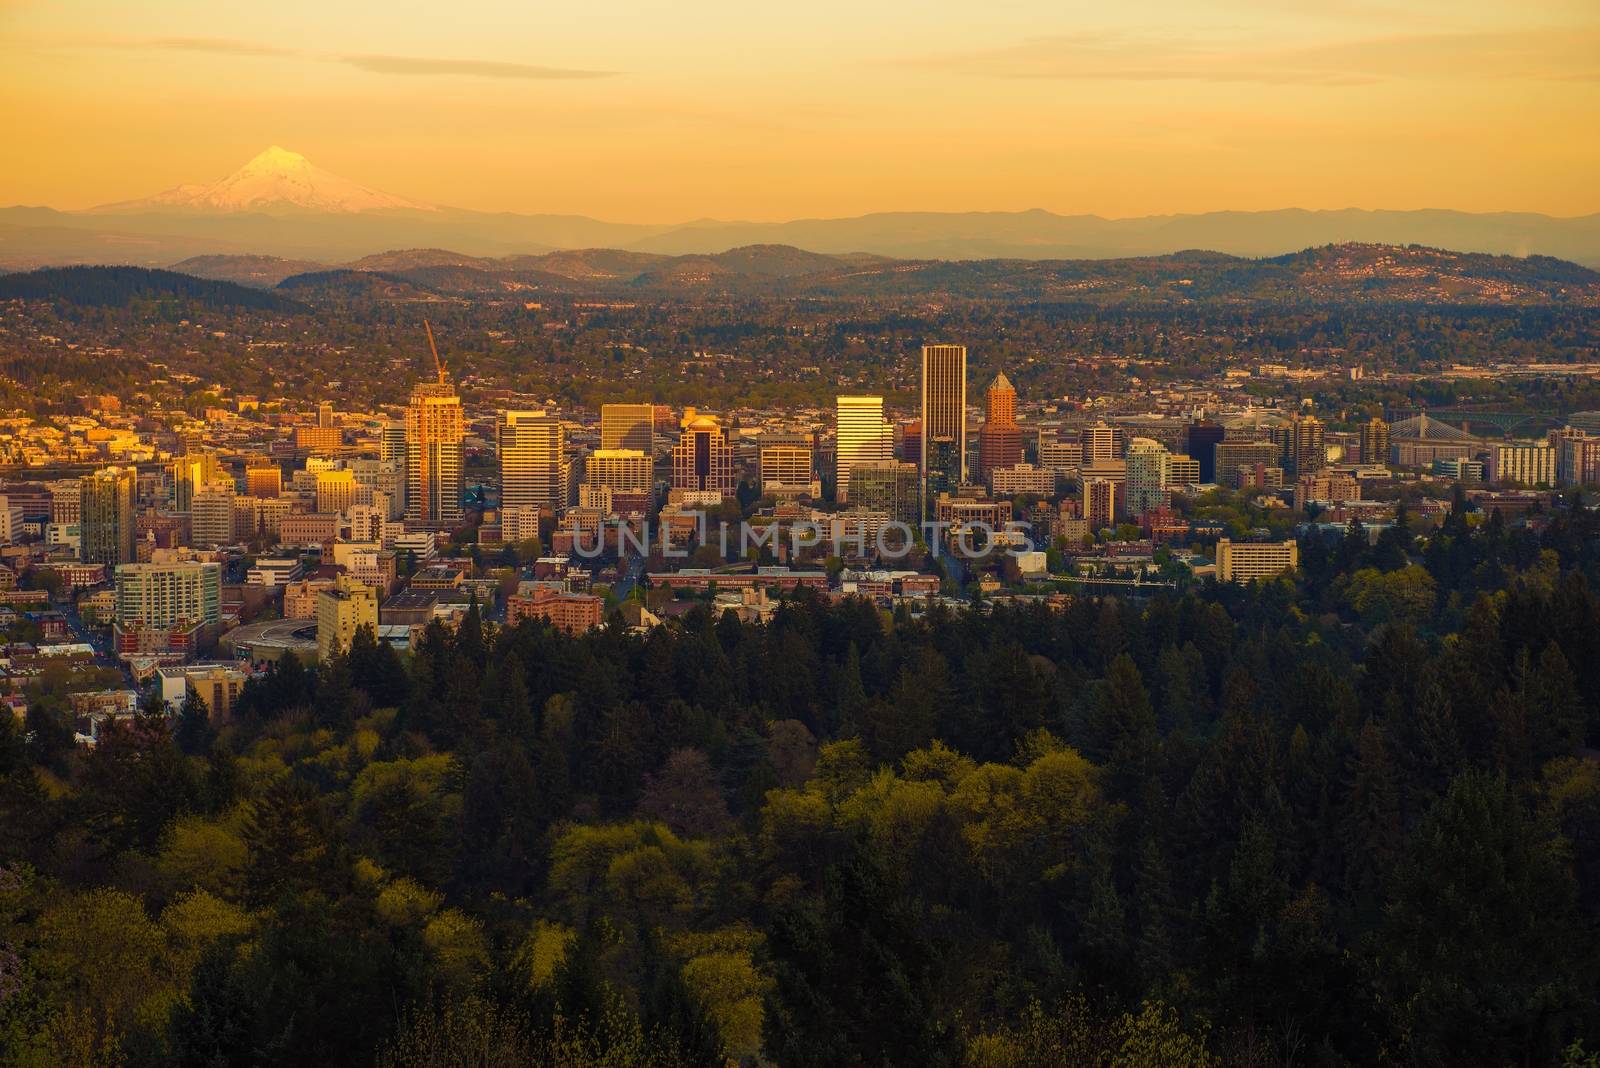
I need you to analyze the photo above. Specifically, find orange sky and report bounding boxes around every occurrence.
[3,0,1597,220]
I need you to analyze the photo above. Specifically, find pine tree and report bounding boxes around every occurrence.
[834,642,868,739]
[174,689,213,756]
[1524,641,1585,764]
[1089,654,1162,812]
[1337,719,1402,906]
[1132,836,1177,987]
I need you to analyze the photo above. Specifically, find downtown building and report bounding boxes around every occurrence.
[581,447,654,517]
[976,372,1022,484]
[835,395,893,504]
[1184,422,1225,483]
[1283,413,1327,477]
[1125,438,1172,517]
[759,434,819,498]
[1555,429,1600,487]
[190,484,237,547]
[990,462,1058,498]
[405,378,464,527]
[1216,538,1299,584]
[113,558,222,658]
[847,460,920,525]
[671,410,735,503]
[1487,443,1557,487]
[80,466,137,567]
[1082,421,1125,465]
[168,454,225,512]
[920,344,968,506]
[500,410,571,525]
[316,573,379,660]
[600,403,657,454]
[1360,417,1392,467]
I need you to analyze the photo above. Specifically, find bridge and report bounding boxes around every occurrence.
[1385,407,1562,439]
[1048,574,1179,591]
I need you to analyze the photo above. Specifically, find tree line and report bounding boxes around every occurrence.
[2,502,1600,1065]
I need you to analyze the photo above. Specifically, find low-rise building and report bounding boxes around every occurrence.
[506,587,605,635]
[1215,538,1299,584]
[315,574,378,659]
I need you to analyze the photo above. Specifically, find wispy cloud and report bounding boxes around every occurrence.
[901,27,1600,87]
[113,36,617,80]
[343,54,612,80]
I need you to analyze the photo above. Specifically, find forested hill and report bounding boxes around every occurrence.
[4,499,1600,1065]
[0,265,304,311]
[150,241,1600,305]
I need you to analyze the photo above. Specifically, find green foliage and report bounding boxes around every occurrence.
[5,501,1600,1066]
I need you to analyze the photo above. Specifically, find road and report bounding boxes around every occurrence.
[611,553,648,602]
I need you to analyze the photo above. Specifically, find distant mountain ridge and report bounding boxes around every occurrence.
[3,148,1598,269]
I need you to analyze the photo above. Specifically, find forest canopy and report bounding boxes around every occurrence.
[2,502,1600,1066]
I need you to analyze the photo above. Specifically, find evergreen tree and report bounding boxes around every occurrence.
[174,689,213,756]
[1378,772,1590,1065]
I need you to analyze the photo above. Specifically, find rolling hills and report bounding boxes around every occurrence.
[0,265,303,310]
[9,243,1598,311]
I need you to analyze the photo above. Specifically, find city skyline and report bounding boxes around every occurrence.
[7,8,1599,1062]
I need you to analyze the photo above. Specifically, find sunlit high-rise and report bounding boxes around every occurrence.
[168,453,224,512]
[405,380,464,526]
[920,344,967,505]
[601,403,656,454]
[499,410,571,519]
[835,395,893,504]
[977,372,1022,484]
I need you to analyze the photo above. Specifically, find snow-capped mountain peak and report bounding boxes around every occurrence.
[94,147,437,215]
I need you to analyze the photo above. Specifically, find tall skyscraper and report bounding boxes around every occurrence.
[80,466,136,567]
[1285,413,1327,477]
[601,403,656,454]
[671,410,735,499]
[405,381,464,526]
[835,395,893,504]
[920,344,967,505]
[1185,422,1225,483]
[1360,417,1391,467]
[977,372,1022,483]
[499,410,571,518]
[1125,438,1172,516]
[317,401,335,428]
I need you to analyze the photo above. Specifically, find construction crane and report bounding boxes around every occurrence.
[423,319,448,384]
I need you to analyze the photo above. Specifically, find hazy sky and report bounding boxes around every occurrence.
[3,0,1597,220]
